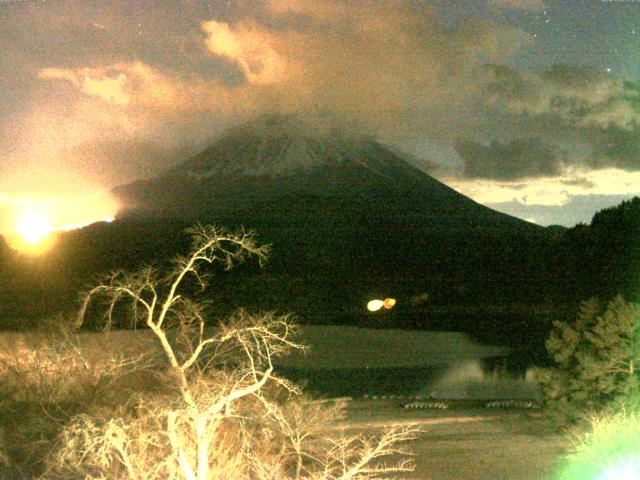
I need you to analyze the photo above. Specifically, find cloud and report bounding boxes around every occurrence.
[196,1,529,138]
[265,0,352,18]
[487,194,636,227]
[201,20,289,85]
[31,0,531,180]
[473,64,640,176]
[487,0,544,11]
[0,100,151,193]
[588,123,640,171]
[60,139,202,186]
[482,64,639,131]
[455,137,563,180]
[447,168,640,208]
[39,62,228,113]
[9,0,640,226]
[40,67,131,106]
[560,177,595,189]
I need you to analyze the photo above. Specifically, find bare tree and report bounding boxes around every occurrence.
[47,224,419,480]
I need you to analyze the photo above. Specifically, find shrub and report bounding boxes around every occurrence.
[557,409,640,480]
[0,314,155,476]
[41,225,419,479]
[536,296,640,426]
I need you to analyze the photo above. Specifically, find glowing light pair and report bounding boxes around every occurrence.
[366,298,396,312]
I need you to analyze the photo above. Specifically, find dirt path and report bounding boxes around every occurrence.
[343,399,569,480]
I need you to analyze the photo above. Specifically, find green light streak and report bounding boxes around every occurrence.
[596,459,640,480]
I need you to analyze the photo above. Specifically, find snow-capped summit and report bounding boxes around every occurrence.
[102,114,556,318]
[170,114,420,182]
[113,114,542,238]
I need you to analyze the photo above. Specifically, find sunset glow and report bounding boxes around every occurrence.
[2,192,119,255]
[15,209,52,245]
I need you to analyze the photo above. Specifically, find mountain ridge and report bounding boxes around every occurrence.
[114,114,543,236]
[0,115,560,337]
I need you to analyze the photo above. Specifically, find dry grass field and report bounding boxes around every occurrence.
[0,325,564,479]
[342,399,569,480]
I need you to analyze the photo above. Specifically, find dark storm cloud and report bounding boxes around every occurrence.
[560,177,595,189]
[475,64,640,175]
[588,123,640,171]
[455,138,563,180]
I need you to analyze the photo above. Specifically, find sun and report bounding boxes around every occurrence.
[15,210,53,245]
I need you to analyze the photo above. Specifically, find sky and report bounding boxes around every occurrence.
[0,0,639,228]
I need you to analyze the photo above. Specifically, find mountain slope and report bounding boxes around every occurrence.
[114,114,542,234]
[0,115,559,340]
[106,115,558,324]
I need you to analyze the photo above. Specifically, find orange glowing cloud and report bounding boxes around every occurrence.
[201,20,289,85]
[196,1,529,138]
[36,1,530,143]
[0,192,118,254]
[24,0,532,202]
[39,61,262,118]
[40,67,131,106]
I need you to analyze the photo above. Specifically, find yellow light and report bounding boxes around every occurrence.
[367,298,397,312]
[15,209,52,245]
[367,299,385,312]
[2,191,118,255]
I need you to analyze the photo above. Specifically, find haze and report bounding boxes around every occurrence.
[1,0,638,230]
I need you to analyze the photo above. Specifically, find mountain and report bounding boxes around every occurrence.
[109,115,557,322]
[114,114,542,234]
[0,115,560,347]
[553,196,640,302]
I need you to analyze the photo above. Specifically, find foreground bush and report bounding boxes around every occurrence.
[557,409,640,480]
[536,296,640,426]
[34,225,419,479]
[0,314,151,477]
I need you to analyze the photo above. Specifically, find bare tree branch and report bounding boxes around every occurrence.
[48,225,419,480]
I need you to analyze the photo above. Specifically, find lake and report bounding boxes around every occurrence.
[276,326,542,399]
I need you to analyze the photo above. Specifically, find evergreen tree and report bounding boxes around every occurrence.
[537,296,640,425]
